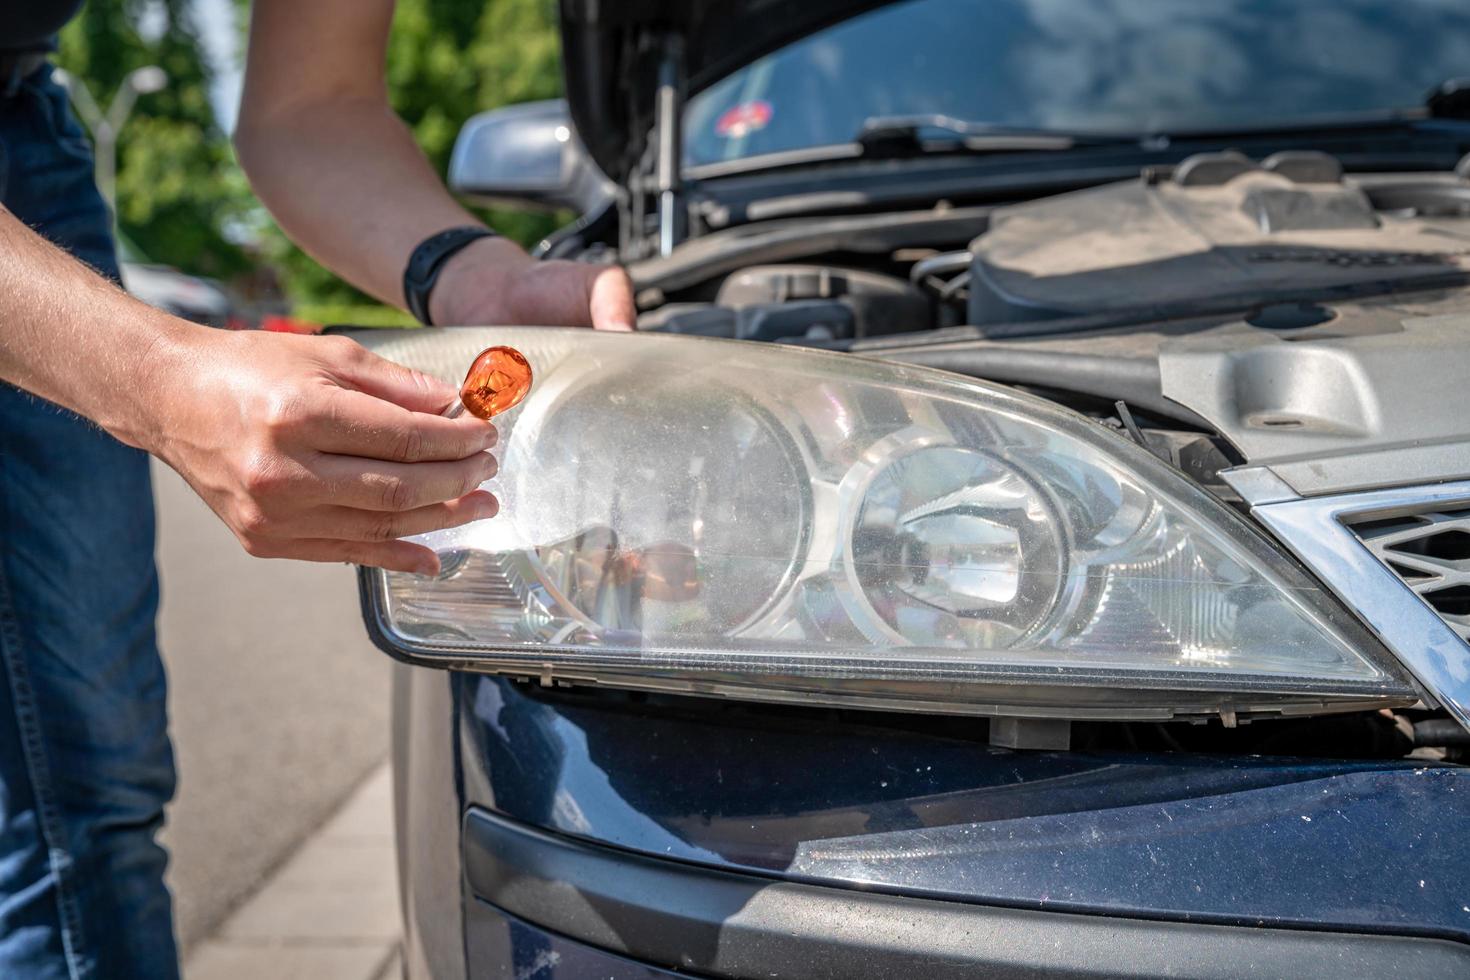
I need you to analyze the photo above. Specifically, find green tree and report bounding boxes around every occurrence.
[58,0,253,280]
[269,0,568,318]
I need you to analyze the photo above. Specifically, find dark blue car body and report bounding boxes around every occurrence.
[387,667,1470,978]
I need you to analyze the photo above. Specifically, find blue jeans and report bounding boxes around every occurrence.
[0,65,179,979]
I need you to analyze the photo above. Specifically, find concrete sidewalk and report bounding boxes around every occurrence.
[184,763,401,980]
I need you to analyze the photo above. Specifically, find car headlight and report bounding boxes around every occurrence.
[355,328,1415,724]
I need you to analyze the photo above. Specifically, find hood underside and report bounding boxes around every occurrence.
[558,0,889,178]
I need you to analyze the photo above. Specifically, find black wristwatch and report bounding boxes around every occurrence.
[402,226,499,325]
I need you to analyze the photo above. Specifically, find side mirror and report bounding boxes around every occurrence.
[448,99,614,214]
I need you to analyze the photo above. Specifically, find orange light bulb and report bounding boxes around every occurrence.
[457,346,532,420]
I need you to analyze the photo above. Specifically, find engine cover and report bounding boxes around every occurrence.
[968,151,1470,325]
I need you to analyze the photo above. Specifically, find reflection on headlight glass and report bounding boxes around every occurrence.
[378,329,1396,694]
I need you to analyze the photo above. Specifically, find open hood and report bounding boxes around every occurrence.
[559,0,890,179]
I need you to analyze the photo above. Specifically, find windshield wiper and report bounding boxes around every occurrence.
[861,103,1470,159]
[856,113,1139,155]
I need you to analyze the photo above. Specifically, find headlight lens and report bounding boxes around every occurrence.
[359,328,1412,721]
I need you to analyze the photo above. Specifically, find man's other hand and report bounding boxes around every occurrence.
[146,331,498,575]
[428,235,636,331]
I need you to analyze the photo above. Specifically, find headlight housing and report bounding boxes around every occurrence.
[356,328,1414,723]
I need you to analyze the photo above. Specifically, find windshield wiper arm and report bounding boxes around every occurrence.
[856,113,1137,154]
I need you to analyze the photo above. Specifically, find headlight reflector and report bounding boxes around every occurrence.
[850,445,1065,648]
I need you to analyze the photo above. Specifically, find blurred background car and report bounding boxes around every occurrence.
[117,233,234,326]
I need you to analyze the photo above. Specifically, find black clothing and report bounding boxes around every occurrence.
[0,0,84,52]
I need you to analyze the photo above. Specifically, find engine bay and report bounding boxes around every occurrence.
[634,149,1470,340]
[631,150,1470,495]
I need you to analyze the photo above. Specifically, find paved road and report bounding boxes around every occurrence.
[150,461,392,951]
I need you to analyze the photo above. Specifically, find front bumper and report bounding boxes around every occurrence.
[448,674,1470,932]
[462,806,1470,979]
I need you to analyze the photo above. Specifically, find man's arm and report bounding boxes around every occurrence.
[0,205,496,574]
[236,0,635,330]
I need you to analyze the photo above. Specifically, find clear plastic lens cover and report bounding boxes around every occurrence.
[359,328,1411,717]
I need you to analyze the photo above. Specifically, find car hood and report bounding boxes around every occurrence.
[559,0,889,179]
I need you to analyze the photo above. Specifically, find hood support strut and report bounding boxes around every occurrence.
[653,33,687,257]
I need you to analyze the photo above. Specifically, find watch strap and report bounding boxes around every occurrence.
[402,226,499,326]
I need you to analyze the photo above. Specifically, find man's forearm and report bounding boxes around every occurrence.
[234,97,529,313]
[235,0,532,319]
[0,204,194,448]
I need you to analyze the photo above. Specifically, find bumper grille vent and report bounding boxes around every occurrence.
[1350,509,1470,641]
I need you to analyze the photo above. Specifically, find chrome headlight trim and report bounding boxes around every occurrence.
[1245,474,1470,730]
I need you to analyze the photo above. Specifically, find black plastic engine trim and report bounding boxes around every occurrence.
[462,806,1470,979]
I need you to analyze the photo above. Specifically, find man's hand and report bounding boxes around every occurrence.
[428,235,636,331]
[145,330,498,575]
[2,206,494,576]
